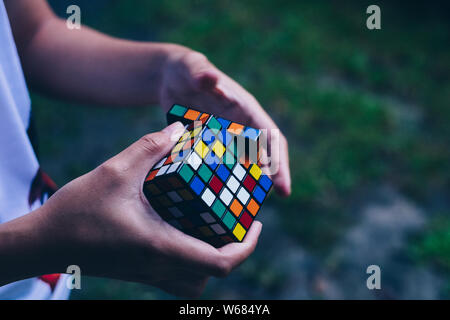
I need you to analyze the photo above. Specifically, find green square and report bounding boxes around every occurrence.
[170,104,187,117]
[223,151,236,170]
[212,200,226,218]
[207,116,222,130]
[179,164,194,183]
[198,164,213,183]
[222,211,236,230]
[228,140,238,157]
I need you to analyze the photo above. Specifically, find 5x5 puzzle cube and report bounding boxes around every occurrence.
[143,104,273,247]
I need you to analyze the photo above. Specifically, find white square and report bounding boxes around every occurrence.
[156,164,170,176]
[167,191,183,203]
[219,187,233,206]
[201,188,216,207]
[187,152,202,170]
[200,212,215,224]
[210,223,226,235]
[167,162,181,174]
[154,157,167,169]
[237,187,250,205]
[226,175,240,193]
[233,163,246,181]
[168,206,183,218]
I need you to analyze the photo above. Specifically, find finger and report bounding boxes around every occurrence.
[106,122,185,180]
[179,51,218,91]
[160,222,234,278]
[270,134,291,196]
[263,129,291,197]
[240,101,291,197]
[217,221,263,273]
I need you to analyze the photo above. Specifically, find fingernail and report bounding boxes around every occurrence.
[163,121,185,142]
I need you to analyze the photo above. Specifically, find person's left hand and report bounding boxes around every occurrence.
[159,50,291,197]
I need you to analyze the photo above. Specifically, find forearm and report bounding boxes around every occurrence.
[19,17,190,106]
[0,206,65,286]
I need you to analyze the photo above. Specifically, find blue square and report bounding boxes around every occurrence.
[202,128,216,146]
[242,127,260,140]
[259,175,272,192]
[217,117,231,129]
[216,164,230,182]
[205,151,220,171]
[174,149,189,162]
[217,128,232,146]
[253,185,266,203]
[190,176,205,195]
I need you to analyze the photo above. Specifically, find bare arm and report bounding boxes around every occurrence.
[0,123,262,296]
[5,0,291,195]
[5,0,189,106]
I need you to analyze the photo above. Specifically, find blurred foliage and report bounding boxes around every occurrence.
[38,0,449,298]
[410,215,450,297]
[411,216,450,272]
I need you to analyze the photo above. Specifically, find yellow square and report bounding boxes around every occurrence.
[195,140,209,158]
[249,164,262,180]
[172,141,184,153]
[232,223,246,241]
[212,141,225,158]
[180,131,191,142]
[190,127,202,138]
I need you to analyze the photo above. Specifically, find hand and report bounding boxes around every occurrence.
[26,122,262,297]
[160,50,291,196]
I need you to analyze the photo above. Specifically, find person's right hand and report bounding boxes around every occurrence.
[33,122,262,297]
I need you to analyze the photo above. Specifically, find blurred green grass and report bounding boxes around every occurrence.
[34,0,450,298]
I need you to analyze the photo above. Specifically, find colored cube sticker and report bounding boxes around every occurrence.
[144,104,273,247]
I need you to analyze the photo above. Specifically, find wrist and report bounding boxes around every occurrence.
[0,205,66,285]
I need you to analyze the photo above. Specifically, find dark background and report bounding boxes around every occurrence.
[30,0,450,299]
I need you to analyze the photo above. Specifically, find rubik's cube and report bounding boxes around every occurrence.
[143,104,273,247]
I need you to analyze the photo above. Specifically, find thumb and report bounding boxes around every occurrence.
[109,122,185,180]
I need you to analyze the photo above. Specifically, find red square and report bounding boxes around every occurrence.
[243,175,256,192]
[221,235,233,244]
[239,211,253,229]
[209,175,223,194]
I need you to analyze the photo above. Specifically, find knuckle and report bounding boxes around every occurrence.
[214,259,232,278]
[186,51,208,64]
[97,161,126,182]
[139,133,167,154]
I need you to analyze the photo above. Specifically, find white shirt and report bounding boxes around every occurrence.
[0,0,69,300]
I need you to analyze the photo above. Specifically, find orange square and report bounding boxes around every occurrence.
[228,122,244,135]
[164,155,175,165]
[184,109,201,121]
[230,199,243,217]
[145,170,158,181]
[199,113,210,121]
[240,155,251,168]
[183,139,194,150]
[247,199,260,216]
